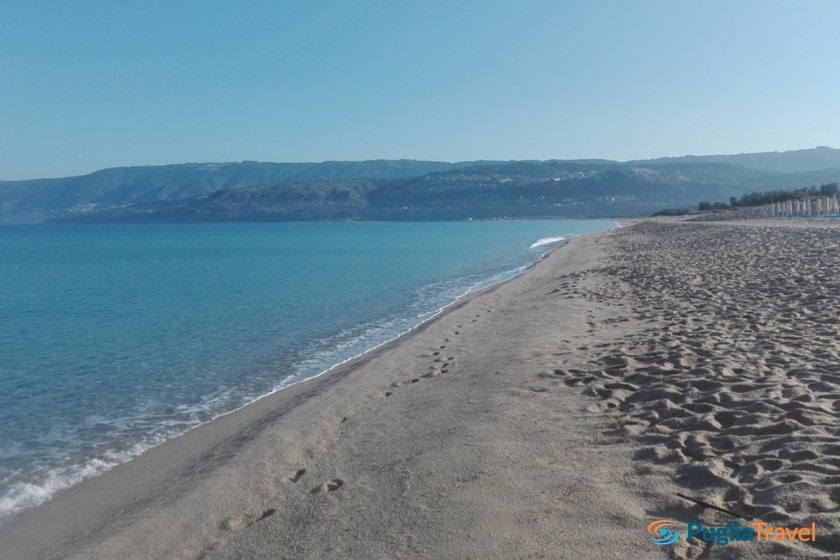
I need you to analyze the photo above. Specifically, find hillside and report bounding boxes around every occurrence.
[4,148,840,223]
[635,146,840,174]
[0,160,465,224]
[64,180,377,222]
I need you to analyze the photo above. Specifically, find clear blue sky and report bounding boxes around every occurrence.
[2,0,839,179]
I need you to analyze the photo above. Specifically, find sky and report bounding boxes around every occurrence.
[2,0,840,180]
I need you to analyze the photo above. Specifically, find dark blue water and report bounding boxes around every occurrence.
[0,220,614,516]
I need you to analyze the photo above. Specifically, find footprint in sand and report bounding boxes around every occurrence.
[539,368,566,380]
[222,509,276,531]
[287,468,306,483]
[425,357,452,378]
[390,378,420,389]
[525,385,549,393]
[311,479,344,494]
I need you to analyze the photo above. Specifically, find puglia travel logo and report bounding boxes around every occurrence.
[647,520,680,545]
[647,519,817,546]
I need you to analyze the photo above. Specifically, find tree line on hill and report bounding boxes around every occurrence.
[726,182,838,208]
[653,183,839,216]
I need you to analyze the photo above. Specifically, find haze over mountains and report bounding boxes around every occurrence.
[2,147,840,224]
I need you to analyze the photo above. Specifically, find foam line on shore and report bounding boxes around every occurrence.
[0,232,590,521]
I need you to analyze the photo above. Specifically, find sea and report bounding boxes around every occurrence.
[0,219,614,519]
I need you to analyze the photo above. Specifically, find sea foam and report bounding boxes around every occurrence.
[0,440,160,518]
[529,236,567,248]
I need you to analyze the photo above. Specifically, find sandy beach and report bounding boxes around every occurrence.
[2,219,839,560]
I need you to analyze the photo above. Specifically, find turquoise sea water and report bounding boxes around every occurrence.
[0,220,613,517]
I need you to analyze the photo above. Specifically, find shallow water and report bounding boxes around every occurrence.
[0,220,614,516]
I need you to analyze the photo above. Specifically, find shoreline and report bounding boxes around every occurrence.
[3,228,649,560]
[0,232,598,550]
[0,228,596,523]
[5,218,835,560]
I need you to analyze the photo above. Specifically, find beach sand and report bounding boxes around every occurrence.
[2,219,838,559]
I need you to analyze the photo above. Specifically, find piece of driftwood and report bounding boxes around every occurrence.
[675,492,753,521]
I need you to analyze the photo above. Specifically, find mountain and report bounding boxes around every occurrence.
[3,148,840,223]
[48,160,766,222]
[635,146,840,174]
[360,161,739,220]
[0,160,467,224]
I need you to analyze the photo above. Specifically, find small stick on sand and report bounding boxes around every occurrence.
[675,492,753,520]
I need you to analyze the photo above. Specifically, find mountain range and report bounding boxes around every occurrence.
[2,147,840,223]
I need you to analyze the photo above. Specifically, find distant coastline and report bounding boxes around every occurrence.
[4,147,840,225]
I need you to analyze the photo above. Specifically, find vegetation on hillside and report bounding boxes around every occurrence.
[652,183,839,217]
[727,182,838,207]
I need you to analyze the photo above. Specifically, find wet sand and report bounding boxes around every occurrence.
[2,219,838,559]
